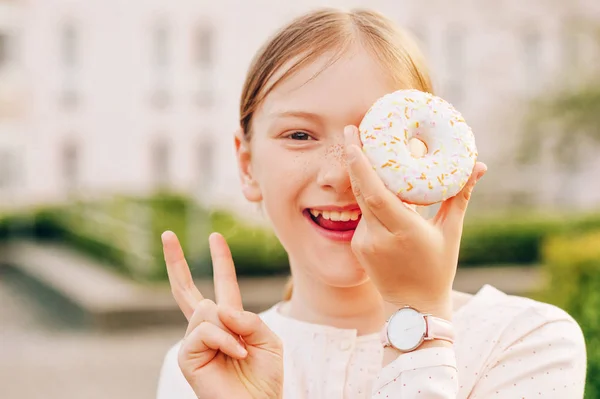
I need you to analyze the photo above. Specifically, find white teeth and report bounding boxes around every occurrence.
[309,209,322,217]
[309,209,361,221]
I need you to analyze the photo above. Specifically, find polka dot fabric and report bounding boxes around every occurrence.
[157,285,587,398]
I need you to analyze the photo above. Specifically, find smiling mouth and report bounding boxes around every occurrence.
[306,208,362,231]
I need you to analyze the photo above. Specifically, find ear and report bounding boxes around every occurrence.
[234,128,262,203]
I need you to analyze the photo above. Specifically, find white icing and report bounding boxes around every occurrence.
[358,89,478,205]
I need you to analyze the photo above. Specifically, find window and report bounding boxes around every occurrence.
[197,137,214,188]
[60,24,81,109]
[562,24,580,73]
[151,138,170,189]
[61,24,78,69]
[152,24,169,70]
[61,140,79,191]
[445,26,466,105]
[193,25,214,107]
[194,26,213,67]
[0,33,9,69]
[150,23,171,109]
[522,30,542,93]
[0,149,15,190]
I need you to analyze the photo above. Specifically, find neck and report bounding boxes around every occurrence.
[283,267,386,336]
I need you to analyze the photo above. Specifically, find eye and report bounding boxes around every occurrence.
[288,131,313,141]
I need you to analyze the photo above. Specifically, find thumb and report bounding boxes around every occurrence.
[437,162,487,230]
[343,125,362,148]
[218,306,282,351]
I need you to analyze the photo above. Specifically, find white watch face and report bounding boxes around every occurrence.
[387,307,426,351]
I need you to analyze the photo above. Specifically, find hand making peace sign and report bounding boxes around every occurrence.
[162,231,284,399]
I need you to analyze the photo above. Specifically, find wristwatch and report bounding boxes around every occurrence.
[380,306,454,352]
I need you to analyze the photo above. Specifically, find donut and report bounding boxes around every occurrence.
[358,89,477,206]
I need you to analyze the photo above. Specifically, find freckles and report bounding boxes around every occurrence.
[290,151,312,176]
[325,144,346,165]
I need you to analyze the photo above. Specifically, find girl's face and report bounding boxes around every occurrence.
[237,46,394,288]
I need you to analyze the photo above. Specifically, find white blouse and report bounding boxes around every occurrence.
[156,285,587,398]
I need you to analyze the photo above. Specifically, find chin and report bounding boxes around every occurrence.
[305,249,370,288]
[268,207,369,287]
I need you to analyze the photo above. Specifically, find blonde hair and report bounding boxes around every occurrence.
[238,8,434,301]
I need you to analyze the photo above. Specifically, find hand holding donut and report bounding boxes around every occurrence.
[162,231,284,399]
[344,91,487,319]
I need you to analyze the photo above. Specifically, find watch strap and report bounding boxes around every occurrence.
[425,315,454,343]
[380,320,391,346]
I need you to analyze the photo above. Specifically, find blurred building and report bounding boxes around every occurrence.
[0,0,599,213]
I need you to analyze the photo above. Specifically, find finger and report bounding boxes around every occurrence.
[218,306,282,351]
[209,233,244,310]
[344,125,417,232]
[185,298,221,338]
[162,231,204,320]
[435,162,487,232]
[181,322,248,367]
[343,125,377,223]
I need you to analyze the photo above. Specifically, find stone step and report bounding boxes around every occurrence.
[1,241,544,331]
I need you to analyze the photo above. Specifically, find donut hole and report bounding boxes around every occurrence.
[408,137,428,158]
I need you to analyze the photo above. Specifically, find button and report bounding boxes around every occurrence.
[340,340,353,351]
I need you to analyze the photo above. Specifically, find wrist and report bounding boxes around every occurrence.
[384,299,452,321]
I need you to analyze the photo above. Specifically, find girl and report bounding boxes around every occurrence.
[156,8,586,399]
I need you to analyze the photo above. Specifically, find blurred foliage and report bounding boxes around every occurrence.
[538,230,600,399]
[0,193,289,282]
[520,84,600,165]
[2,196,600,280]
[459,212,600,265]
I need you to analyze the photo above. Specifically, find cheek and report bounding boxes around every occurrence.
[253,143,315,192]
[324,143,346,164]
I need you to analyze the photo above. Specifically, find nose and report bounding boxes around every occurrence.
[316,144,352,194]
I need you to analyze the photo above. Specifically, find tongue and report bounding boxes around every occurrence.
[315,215,360,231]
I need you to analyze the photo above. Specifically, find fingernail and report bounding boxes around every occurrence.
[161,231,172,244]
[476,170,485,182]
[343,126,354,141]
[237,344,248,357]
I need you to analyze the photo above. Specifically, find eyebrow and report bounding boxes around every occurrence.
[269,110,324,123]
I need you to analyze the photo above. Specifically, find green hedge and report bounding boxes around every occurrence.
[143,195,289,280]
[459,213,600,266]
[2,196,600,281]
[539,231,600,399]
[0,195,290,281]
